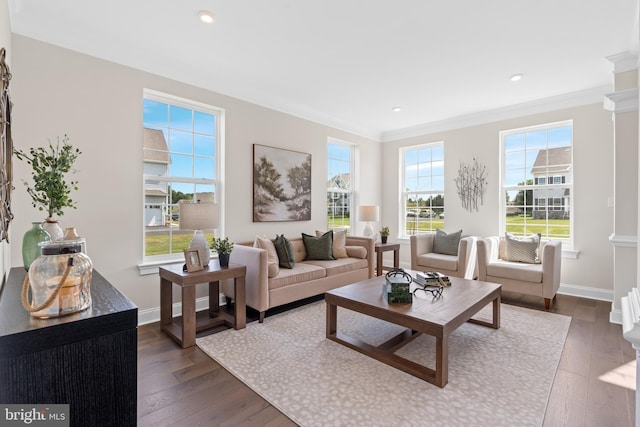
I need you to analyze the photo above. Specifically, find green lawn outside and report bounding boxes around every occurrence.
[145,230,215,256]
[505,215,569,238]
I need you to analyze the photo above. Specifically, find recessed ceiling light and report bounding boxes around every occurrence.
[510,73,523,82]
[392,106,402,112]
[199,11,215,24]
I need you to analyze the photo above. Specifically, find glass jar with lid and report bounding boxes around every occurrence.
[22,238,93,318]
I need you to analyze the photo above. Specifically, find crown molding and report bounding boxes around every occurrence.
[381,86,611,142]
[606,52,639,73]
[603,88,639,113]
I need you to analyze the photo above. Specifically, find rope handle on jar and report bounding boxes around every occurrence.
[21,257,74,313]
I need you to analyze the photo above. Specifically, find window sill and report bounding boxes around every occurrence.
[138,253,216,275]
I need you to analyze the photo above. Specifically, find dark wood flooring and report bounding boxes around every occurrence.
[137,293,635,426]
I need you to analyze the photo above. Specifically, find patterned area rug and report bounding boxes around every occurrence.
[197,301,570,427]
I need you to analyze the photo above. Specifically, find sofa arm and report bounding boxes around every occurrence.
[458,236,478,279]
[541,240,562,299]
[477,237,500,281]
[345,235,375,278]
[409,234,435,270]
[221,244,270,313]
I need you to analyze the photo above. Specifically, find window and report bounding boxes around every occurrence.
[501,121,572,243]
[327,140,354,233]
[143,90,223,261]
[401,142,445,236]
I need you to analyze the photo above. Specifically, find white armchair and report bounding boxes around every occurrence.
[410,234,478,279]
[477,236,561,310]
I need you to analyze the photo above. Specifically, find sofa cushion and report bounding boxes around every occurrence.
[504,232,541,264]
[317,229,348,258]
[416,253,458,272]
[303,257,368,276]
[274,234,295,269]
[345,246,367,259]
[254,236,280,278]
[487,259,542,283]
[433,229,461,256]
[268,263,326,290]
[302,231,335,260]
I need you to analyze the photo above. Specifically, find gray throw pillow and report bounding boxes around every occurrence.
[274,234,295,268]
[504,232,541,264]
[302,231,335,261]
[433,229,462,256]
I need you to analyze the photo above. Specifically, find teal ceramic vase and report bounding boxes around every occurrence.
[22,222,51,271]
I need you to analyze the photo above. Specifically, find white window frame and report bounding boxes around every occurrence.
[399,141,445,238]
[327,138,355,235]
[141,89,225,268]
[499,120,573,248]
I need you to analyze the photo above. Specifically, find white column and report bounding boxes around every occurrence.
[604,52,639,324]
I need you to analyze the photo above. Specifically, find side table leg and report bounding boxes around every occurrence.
[393,249,399,269]
[182,286,196,348]
[233,276,246,329]
[209,281,220,318]
[160,278,172,326]
[377,252,383,276]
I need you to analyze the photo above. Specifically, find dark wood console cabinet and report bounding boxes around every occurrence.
[0,267,138,426]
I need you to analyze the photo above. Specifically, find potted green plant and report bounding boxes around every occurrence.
[212,236,234,267]
[380,226,390,244]
[14,135,81,241]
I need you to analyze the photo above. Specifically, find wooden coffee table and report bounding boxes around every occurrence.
[325,274,501,387]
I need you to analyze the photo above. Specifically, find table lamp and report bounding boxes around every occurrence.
[358,205,379,238]
[179,202,218,266]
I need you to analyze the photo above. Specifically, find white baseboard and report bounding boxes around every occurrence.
[138,293,227,326]
[610,308,622,325]
[557,283,613,302]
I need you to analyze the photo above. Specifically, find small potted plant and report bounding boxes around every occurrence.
[212,236,234,267]
[380,226,390,244]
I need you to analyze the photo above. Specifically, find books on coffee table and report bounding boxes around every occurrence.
[415,271,451,287]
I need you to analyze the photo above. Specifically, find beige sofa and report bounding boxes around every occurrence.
[477,236,562,310]
[221,235,375,322]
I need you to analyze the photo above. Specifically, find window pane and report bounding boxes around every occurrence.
[170,105,192,131]
[143,100,168,128]
[327,142,353,232]
[170,130,192,154]
[194,157,215,180]
[170,154,193,178]
[194,111,215,136]
[194,135,215,157]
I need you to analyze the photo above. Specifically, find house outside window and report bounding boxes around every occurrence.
[400,142,445,237]
[143,90,223,261]
[501,121,572,243]
[327,140,354,233]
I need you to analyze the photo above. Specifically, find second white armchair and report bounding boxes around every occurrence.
[410,233,478,279]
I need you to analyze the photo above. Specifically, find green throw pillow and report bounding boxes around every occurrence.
[274,234,295,268]
[302,231,335,261]
[433,229,462,256]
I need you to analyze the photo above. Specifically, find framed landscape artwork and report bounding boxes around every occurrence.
[253,144,311,222]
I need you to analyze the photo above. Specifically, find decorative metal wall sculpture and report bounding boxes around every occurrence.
[455,157,487,212]
[0,47,13,242]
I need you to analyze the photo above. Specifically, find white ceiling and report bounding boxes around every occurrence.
[8,0,640,141]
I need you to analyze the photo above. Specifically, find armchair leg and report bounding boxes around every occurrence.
[259,311,265,323]
[544,298,552,310]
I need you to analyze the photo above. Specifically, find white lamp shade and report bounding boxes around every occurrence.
[179,202,218,230]
[358,205,379,222]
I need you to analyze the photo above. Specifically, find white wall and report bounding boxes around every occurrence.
[382,103,615,292]
[10,35,381,312]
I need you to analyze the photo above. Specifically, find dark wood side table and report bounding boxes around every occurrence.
[0,267,138,426]
[159,260,246,348]
[374,242,400,276]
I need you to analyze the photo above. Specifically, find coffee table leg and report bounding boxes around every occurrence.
[435,336,449,387]
[326,302,337,337]
[492,294,501,329]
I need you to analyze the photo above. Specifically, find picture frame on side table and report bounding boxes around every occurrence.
[184,248,204,272]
